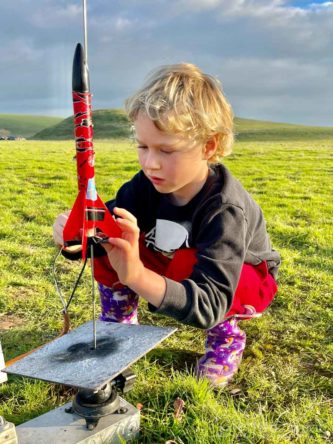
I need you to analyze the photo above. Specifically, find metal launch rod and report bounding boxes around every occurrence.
[90,243,97,350]
[83,0,96,350]
[83,0,88,65]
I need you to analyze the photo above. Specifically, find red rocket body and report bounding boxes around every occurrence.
[63,43,121,259]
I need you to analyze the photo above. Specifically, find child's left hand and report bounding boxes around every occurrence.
[101,207,144,287]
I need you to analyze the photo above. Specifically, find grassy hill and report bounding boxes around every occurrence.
[234,117,333,141]
[31,109,130,140]
[0,114,62,138]
[3,109,333,141]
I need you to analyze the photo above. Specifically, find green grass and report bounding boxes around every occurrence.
[0,138,332,443]
[0,114,62,138]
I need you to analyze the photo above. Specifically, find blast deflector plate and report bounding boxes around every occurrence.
[4,321,176,390]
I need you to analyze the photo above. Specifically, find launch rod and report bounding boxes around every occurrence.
[90,243,97,350]
[84,0,96,349]
[83,0,88,65]
[83,0,96,349]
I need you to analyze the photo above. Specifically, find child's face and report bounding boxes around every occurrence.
[134,112,211,206]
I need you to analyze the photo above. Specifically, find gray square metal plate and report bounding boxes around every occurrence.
[3,321,176,390]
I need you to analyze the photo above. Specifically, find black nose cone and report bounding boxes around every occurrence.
[72,43,90,92]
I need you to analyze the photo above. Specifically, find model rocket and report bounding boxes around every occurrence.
[63,43,121,259]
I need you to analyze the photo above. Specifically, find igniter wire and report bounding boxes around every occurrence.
[52,247,88,314]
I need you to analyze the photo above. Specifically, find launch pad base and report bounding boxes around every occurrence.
[3,321,176,442]
[16,397,139,444]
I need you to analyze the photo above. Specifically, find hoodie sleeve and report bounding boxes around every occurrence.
[149,201,248,329]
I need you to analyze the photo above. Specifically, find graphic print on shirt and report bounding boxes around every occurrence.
[145,219,191,255]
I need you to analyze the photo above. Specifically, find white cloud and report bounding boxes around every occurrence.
[0,0,332,125]
[175,0,223,12]
[221,57,328,94]
[307,1,333,11]
[31,3,81,28]
[1,39,43,64]
[90,15,139,41]
[115,17,133,31]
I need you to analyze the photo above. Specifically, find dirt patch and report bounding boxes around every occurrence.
[0,314,24,332]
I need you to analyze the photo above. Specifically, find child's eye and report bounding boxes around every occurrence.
[161,149,174,154]
[137,145,148,150]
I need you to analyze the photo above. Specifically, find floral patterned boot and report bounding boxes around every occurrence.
[197,318,246,388]
[98,282,139,324]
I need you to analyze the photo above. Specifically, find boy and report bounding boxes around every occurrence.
[54,63,280,387]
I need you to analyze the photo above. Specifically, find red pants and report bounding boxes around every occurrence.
[94,236,277,318]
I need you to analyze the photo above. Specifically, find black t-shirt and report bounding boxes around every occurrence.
[104,163,281,328]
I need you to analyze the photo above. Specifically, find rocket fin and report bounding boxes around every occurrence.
[63,191,85,244]
[63,191,122,260]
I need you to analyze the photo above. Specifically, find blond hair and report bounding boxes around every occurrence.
[125,63,234,160]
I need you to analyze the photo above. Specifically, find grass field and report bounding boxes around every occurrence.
[0,135,332,443]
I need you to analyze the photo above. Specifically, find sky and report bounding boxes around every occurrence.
[0,0,332,126]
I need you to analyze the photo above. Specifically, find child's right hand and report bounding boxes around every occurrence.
[53,211,70,247]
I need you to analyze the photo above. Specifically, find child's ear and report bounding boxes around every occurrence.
[203,135,218,160]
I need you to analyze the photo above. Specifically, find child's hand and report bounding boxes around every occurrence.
[53,211,70,247]
[102,207,166,307]
[101,207,144,287]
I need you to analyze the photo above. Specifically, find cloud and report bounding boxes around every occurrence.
[31,3,81,28]
[0,0,332,125]
[1,39,43,64]
[290,1,333,10]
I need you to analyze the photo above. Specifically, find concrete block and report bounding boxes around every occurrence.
[16,397,140,444]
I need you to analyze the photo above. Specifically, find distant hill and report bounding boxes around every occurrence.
[31,109,130,140]
[234,117,333,141]
[6,109,332,141]
[0,114,62,138]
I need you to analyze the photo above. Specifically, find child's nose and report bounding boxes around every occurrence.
[145,150,160,169]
